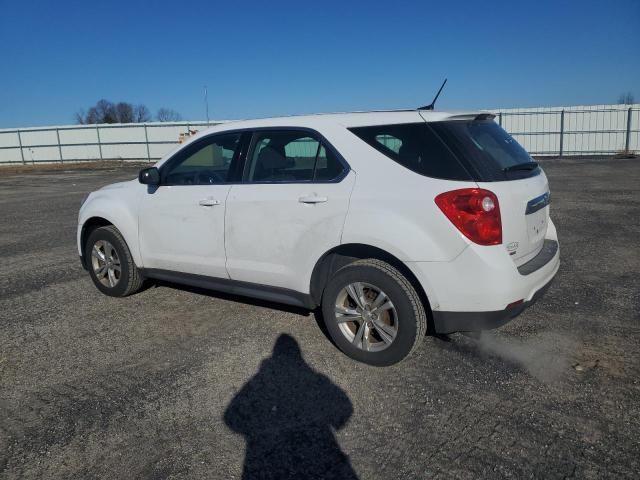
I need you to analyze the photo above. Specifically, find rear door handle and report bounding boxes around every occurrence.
[199,198,220,207]
[298,195,328,204]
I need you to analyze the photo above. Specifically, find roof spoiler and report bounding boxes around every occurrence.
[444,113,496,121]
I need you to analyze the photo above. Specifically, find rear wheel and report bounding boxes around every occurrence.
[321,259,427,366]
[85,225,144,297]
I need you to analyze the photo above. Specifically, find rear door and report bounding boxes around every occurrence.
[225,129,354,292]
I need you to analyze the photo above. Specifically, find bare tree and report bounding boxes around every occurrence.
[617,92,635,105]
[134,104,151,123]
[93,99,117,123]
[156,108,182,122]
[75,100,151,124]
[74,109,87,124]
[114,102,135,123]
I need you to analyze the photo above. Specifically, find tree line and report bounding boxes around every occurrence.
[76,100,182,124]
[617,92,635,105]
[76,94,634,125]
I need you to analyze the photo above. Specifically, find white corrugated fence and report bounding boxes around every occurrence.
[490,104,640,156]
[1,104,638,164]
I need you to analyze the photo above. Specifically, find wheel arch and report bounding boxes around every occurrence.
[80,215,141,269]
[309,243,434,331]
[80,217,113,268]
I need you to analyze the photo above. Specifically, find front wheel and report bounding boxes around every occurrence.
[321,259,427,366]
[85,225,144,297]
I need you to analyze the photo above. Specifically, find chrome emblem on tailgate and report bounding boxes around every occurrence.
[525,192,551,215]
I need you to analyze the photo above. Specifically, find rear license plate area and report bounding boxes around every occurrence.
[527,208,547,244]
[525,192,550,245]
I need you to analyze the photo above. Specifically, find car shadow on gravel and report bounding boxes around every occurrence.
[152,280,346,356]
[223,334,359,480]
[150,280,312,316]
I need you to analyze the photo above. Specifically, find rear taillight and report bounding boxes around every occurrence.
[435,188,502,245]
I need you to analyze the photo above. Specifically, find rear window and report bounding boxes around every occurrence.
[430,120,539,181]
[350,120,539,182]
[348,123,472,181]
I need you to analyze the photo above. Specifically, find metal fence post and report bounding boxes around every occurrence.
[498,112,502,127]
[17,129,25,164]
[559,110,565,158]
[55,128,63,163]
[96,126,103,160]
[144,124,151,162]
[625,107,632,153]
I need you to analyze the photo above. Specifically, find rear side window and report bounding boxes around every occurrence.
[246,130,345,182]
[430,120,539,181]
[348,123,472,181]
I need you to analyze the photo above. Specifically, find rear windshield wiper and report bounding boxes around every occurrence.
[503,161,539,173]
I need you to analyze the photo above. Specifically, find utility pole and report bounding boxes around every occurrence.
[204,85,210,125]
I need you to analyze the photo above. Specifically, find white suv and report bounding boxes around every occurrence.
[78,110,559,365]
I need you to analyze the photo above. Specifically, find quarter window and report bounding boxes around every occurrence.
[375,134,402,154]
[349,123,472,181]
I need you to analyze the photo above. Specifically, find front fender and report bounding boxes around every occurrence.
[77,185,143,266]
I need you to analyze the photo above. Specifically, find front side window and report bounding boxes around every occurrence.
[246,130,344,182]
[163,133,241,185]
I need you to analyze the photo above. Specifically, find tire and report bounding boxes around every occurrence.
[85,225,144,297]
[321,259,427,366]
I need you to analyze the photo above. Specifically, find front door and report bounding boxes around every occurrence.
[138,132,243,278]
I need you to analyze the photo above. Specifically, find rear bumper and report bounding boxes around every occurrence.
[406,219,560,333]
[431,276,553,333]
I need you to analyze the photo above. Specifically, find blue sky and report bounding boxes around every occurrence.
[1,0,638,128]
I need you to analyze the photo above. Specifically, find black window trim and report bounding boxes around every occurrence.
[159,126,350,186]
[242,126,350,185]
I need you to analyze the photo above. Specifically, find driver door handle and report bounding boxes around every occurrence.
[298,195,328,204]
[199,198,220,207]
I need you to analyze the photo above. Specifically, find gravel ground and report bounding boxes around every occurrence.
[1,158,639,479]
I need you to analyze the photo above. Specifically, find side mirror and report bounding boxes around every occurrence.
[139,167,160,185]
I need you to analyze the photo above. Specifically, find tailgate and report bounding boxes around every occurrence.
[477,171,551,265]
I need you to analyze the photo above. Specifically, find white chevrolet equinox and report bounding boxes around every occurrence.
[78,110,559,365]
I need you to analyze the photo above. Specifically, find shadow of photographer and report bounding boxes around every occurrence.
[224,334,358,479]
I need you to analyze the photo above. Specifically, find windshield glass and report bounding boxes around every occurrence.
[430,120,537,180]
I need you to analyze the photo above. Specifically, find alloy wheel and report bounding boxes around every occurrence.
[90,240,121,288]
[334,282,398,352]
